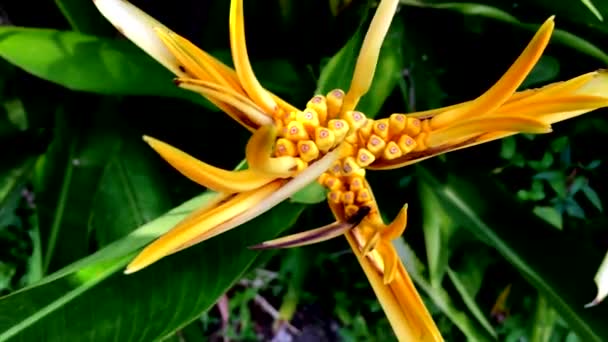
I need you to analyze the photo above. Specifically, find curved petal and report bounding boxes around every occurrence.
[343,0,399,112]
[125,181,283,274]
[429,17,555,129]
[169,146,342,253]
[229,0,278,114]
[94,0,187,77]
[143,136,277,194]
[245,125,298,177]
[175,78,273,128]
[370,70,608,170]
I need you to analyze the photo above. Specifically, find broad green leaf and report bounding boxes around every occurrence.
[395,239,494,341]
[417,164,608,341]
[399,0,608,64]
[0,27,214,108]
[0,192,305,341]
[33,108,108,274]
[90,135,172,246]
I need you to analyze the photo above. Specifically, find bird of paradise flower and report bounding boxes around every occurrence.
[94,0,608,340]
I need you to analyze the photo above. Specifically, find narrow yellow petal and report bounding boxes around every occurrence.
[154,28,243,92]
[125,181,283,274]
[93,0,186,77]
[246,125,299,177]
[229,0,278,114]
[430,17,555,129]
[502,72,598,108]
[176,78,273,127]
[497,95,608,120]
[345,233,443,341]
[426,116,552,148]
[382,204,408,240]
[249,206,370,249]
[376,242,398,284]
[144,136,277,194]
[171,147,342,253]
[343,0,399,112]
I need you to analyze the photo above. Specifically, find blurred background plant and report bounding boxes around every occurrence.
[0,0,607,341]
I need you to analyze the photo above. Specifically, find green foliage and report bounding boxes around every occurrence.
[0,0,607,341]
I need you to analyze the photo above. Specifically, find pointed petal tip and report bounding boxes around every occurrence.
[584,298,601,308]
[123,264,139,275]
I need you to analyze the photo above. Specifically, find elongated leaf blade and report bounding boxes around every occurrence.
[417,164,608,342]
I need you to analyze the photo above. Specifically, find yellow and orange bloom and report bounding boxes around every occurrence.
[94,0,608,340]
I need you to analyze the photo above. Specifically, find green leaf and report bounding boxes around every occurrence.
[33,108,108,274]
[530,295,558,342]
[533,206,563,230]
[580,0,604,21]
[446,250,497,338]
[0,192,305,341]
[90,136,172,246]
[399,0,608,64]
[418,180,456,288]
[582,185,603,212]
[0,27,214,109]
[417,164,608,342]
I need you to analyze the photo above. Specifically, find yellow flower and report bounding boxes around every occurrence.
[94,0,608,340]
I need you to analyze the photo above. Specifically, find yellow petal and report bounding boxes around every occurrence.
[246,125,299,177]
[361,230,381,255]
[175,78,273,127]
[343,0,399,112]
[144,135,277,194]
[249,206,370,249]
[382,204,408,240]
[497,95,608,119]
[376,241,398,284]
[171,146,342,253]
[93,0,186,76]
[229,0,278,114]
[154,28,243,92]
[345,233,443,341]
[430,17,555,129]
[125,180,283,274]
[426,115,552,148]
